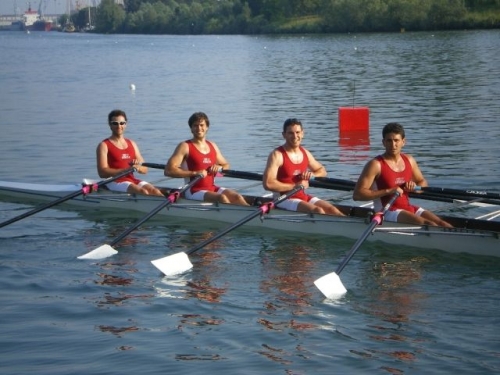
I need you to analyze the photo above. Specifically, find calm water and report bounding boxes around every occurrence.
[1,30,500,374]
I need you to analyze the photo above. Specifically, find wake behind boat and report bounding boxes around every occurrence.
[0,178,499,258]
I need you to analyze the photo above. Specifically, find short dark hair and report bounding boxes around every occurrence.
[108,109,127,124]
[383,122,405,139]
[282,118,302,133]
[188,112,210,128]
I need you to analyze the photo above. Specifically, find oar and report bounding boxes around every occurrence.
[143,164,500,205]
[143,165,357,192]
[151,185,305,276]
[141,162,166,170]
[414,186,500,200]
[222,169,357,192]
[0,167,136,229]
[78,174,203,260]
[314,193,399,299]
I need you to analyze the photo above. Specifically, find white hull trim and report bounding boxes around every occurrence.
[0,180,498,257]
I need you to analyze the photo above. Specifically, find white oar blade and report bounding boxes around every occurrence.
[314,272,348,299]
[151,252,193,276]
[77,244,118,260]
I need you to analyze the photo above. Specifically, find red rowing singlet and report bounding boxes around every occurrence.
[185,140,218,193]
[103,138,140,184]
[277,146,313,201]
[374,153,419,213]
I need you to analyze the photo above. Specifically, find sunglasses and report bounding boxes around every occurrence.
[110,121,127,126]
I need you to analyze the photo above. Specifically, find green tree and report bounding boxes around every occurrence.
[428,0,466,29]
[96,0,126,33]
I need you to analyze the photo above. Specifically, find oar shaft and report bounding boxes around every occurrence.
[335,220,377,275]
[185,185,304,256]
[0,167,135,229]
[186,209,262,255]
[109,199,171,247]
[416,186,500,200]
[222,169,356,192]
[146,164,499,203]
[141,162,165,170]
[109,175,203,247]
[335,193,399,275]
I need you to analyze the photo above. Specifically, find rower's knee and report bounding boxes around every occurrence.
[218,194,231,204]
[139,187,151,195]
[327,207,345,216]
[311,207,326,215]
[437,220,453,228]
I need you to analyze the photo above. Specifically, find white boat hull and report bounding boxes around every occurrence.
[0,180,498,257]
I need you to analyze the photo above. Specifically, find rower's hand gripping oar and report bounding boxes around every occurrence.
[0,167,136,229]
[151,184,305,276]
[314,193,400,299]
[78,174,204,260]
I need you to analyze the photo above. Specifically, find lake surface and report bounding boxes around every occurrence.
[0,30,499,374]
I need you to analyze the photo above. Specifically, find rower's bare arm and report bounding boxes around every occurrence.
[306,150,327,178]
[263,151,294,192]
[96,142,128,178]
[165,142,199,178]
[409,155,428,191]
[353,160,399,201]
[212,142,230,171]
[130,140,147,174]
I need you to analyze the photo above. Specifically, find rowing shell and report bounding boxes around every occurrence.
[0,180,499,257]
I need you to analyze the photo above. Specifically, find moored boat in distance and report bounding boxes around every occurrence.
[32,19,53,32]
[20,3,52,32]
[0,179,499,258]
[62,22,75,32]
[10,20,23,31]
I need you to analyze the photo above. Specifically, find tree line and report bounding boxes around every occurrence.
[69,0,500,34]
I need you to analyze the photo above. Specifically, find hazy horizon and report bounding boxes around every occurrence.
[0,0,101,16]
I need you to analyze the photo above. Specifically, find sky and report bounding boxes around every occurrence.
[0,0,101,16]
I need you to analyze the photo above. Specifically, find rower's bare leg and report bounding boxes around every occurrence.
[397,210,451,227]
[421,211,453,228]
[314,200,345,216]
[127,183,164,197]
[221,189,250,206]
[297,201,325,215]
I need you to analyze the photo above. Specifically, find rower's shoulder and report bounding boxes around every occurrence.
[401,152,417,162]
[361,157,383,174]
[97,138,109,150]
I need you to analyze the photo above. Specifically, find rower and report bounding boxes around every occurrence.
[353,122,453,227]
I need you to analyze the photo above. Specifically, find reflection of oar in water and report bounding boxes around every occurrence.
[78,175,203,260]
[314,193,399,299]
[151,185,305,276]
[0,167,136,229]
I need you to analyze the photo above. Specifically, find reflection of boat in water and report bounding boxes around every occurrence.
[20,2,53,32]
